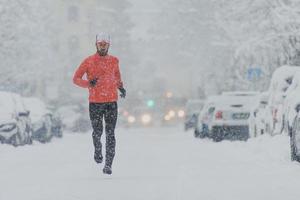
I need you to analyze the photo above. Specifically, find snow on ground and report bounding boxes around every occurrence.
[1,126,300,200]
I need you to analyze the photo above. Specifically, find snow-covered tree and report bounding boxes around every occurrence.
[213,0,300,90]
[0,0,61,97]
[148,0,217,98]
[0,0,134,102]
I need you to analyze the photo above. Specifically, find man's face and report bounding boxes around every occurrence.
[96,41,110,56]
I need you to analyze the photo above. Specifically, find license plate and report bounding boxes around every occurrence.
[232,113,249,120]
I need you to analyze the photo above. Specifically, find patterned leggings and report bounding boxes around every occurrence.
[89,102,118,167]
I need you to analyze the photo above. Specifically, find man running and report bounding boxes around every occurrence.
[73,33,126,175]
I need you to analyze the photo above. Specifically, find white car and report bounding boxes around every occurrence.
[265,65,300,135]
[23,97,63,143]
[0,91,32,146]
[209,94,260,142]
[184,99,204,131]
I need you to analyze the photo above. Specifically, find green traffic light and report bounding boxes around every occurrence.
[147,100,155,107]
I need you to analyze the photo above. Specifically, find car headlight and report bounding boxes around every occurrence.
[141,114,152,124]
[164,115,171,121]
[177,110,185,118]
[0,123,16,132]
[168,110,176,118]
[127,115,136,123]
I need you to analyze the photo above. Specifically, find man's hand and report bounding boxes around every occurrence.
[89,78,98,87]
[118,87,126,98]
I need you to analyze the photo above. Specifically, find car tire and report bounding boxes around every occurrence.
[194,129,200,138]
[199,132,205,139]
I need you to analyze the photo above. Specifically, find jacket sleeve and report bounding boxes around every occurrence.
[115,58,123,88]
[73,58,89,88]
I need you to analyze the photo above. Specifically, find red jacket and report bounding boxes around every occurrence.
[73,53,123,103]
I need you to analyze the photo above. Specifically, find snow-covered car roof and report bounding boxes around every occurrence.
[214,95,259,110]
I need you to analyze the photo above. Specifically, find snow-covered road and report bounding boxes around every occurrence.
[1,126,300,200]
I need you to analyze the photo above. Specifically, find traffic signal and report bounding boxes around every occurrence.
[147,99,155,108]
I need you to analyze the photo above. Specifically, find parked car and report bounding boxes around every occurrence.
[184,99,204,131]
[0,91,32,146]
[265,65,300,135]
[23,97,63,143]
[194,95,220,138]
[209,94,260,142]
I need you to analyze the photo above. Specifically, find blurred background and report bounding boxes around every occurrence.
[1,0,300,131]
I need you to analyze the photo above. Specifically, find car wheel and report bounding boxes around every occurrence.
[194,129,200,138]
[198,129,206,139]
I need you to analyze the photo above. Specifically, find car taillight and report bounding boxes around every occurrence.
[215,111,223,119]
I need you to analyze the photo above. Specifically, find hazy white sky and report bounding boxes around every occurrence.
[127,0,161,39]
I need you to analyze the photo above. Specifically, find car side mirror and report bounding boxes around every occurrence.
[19,110,30,117]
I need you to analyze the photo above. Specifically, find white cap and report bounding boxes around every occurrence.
[96,33,111,44]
